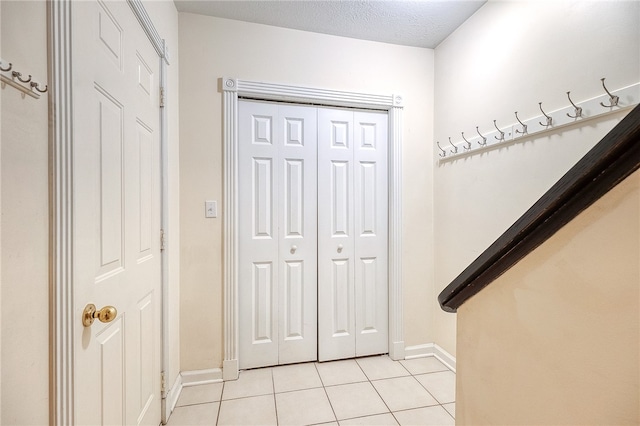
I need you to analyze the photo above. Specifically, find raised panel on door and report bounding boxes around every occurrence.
[278,105,318,365]
[354,111,388,357]
[239,101,280,369]
[73,1,162,424]
[318,108,356,361]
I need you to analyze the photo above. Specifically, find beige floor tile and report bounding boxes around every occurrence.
[222,368,273,400]
[442,402,455,418]
[176,383,224,406]
[415,371,456,404]
[356,356,410,381]
[399,357,449,375]
[217,394,277,426]
[339,413,398,425]
[272,363,323,393]
[325,382,388,420]
[316,359,368,386]
[393,405,454,426]
[371,376,438,412]
[275,387,336,425]
[167,402,219,425]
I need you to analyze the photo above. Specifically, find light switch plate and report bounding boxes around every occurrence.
[205,201,217,218]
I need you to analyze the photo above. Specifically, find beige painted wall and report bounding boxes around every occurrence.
[0,1,49,424]
[433,0,640,356]
[178,14,435,370]
[456,169,640,425]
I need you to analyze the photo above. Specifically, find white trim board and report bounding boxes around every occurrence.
[405,343,457,373]
[221,78,405,380]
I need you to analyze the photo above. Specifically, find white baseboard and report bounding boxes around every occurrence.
[404,343,456,372]
[181,368,224,387]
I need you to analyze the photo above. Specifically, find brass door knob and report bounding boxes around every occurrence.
[82,303,117,327]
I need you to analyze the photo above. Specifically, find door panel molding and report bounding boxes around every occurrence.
[222,78,404,380]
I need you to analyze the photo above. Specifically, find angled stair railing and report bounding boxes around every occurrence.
[438,104,640,313]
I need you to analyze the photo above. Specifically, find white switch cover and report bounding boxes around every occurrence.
[205,201,217,218]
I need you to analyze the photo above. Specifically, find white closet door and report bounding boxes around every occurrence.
[318,108,357,361]
[239,101,317,369]
[354,111,388,357]
[318,108,388,361]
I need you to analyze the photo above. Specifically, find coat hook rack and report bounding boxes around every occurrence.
[515,112,528,135]
[493,120,505,141]
[476,126,487,146]
[599,77,619,108]
[461,132,472,150]
[538,102,552,127]
[436,141,447,158]
[448,137,458,154]
[0,58,47,99]
[566,91,583,118]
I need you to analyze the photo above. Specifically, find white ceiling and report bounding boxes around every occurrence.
[173,0,486,49]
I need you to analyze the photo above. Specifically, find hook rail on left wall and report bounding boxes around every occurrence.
[0,58,48,99]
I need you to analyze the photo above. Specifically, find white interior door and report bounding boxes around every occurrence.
[318,108,388,361]
[73,1,162,424]
[238,100,318,369]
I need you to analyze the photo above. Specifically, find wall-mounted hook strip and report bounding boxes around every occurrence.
[436,141,447,158]
[493,120,505,141]
[476,126,487,146]
[12,71,32,83]
[566,91,583,118]
[538,102,552,127]
[515,112,528,135]
[461,132,472,150]
[599,77,619,108]
[30,81,48,93]
[0,61,12,72]
[448,137,458,154]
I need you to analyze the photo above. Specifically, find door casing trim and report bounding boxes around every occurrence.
[221,78,405,380]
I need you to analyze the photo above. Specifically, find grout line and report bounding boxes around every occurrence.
[314,363,339,424]
[215,381,224,425]
[271,369,279,425]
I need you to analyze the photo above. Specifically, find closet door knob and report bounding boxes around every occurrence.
[337,244,343,253]
[290,245,298,254]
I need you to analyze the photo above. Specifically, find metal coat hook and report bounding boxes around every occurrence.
[0,61,12,72]
[599,78,619,108]
[538,102,552,127]
[461,132,472,151]
[514,112,528,135]
[30,81,48,93]
[493,120,505,141]
[476,126,487,146]
[566,91,583,118]
[436,141,447,158]
[12,71,32,83]
[448,137,458,154]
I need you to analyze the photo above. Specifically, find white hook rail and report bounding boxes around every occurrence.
[437,80,640,163]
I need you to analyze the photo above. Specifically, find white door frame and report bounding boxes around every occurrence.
[49,1,169,423]
[221,78,405,380]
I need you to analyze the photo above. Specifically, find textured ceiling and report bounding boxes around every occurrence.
[173,0,486,48]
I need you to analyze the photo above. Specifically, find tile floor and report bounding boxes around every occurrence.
[168,355,455,426]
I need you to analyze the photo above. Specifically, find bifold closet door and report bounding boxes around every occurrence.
[318,108,388,362]
[238,101,318,369]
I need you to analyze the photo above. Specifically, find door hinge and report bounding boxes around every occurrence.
[160,229,165,251]
[161,371,166,395]
[159,86,165,108]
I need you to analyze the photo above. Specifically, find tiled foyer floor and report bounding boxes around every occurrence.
[168,355,455,426]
